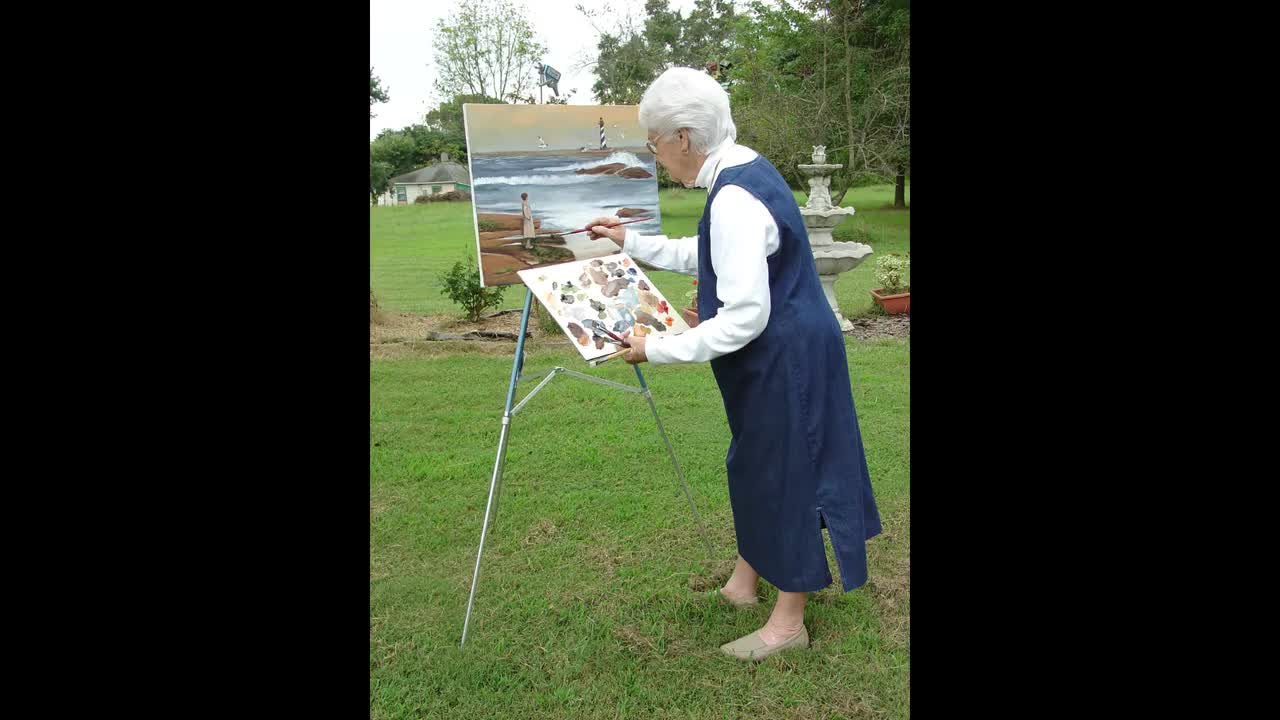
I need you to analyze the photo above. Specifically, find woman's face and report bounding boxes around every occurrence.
[647,128,700,187]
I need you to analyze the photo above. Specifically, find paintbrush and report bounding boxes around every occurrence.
[596,327,630,345]
[585,328,630,365]
[588,347,631,367]
[586,325,634,365]
[559,217,654,236]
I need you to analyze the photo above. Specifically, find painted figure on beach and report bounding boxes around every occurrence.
[520,192,535,249]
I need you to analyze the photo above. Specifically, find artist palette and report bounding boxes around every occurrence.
[518,252,691,361]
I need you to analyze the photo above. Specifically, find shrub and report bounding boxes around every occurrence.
[874,253,910,295]
[835,222,877,245]
[413,190,471,204]
[439,256,506,321]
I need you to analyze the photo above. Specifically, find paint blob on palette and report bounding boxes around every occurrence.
[517,253,691,361]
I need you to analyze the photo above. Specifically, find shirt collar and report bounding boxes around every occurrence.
[694,137,737,189]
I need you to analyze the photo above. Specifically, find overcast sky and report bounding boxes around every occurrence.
[369,0,704,140]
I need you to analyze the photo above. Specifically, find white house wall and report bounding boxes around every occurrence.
[375,182,466,206]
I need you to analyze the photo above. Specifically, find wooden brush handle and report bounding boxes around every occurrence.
[588,348,630,366]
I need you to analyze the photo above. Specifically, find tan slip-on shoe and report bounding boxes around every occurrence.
[719,626,809,661]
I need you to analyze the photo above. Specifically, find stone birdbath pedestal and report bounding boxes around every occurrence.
[798,145,872,332]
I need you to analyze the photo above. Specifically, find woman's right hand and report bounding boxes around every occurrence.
[587,215,625,248]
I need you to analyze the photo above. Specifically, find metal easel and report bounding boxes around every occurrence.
[460,289,713,647]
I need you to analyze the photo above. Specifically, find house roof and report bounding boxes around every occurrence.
[391,161,470,185]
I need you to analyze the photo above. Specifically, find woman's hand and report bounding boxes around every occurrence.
[587,215,626,249]
[681,307,699,328]
[621,331,648,364]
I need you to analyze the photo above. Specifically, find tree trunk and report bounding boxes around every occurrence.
[844,7,855,200]
[823,14,852,208]
[831,172,850,206]
[894,163,906,208]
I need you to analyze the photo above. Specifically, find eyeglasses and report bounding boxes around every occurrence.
[645,131,673,155]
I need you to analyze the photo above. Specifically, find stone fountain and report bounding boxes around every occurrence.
[799,145,872,332]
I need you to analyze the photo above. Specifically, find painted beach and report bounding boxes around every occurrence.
[464,104,663,286]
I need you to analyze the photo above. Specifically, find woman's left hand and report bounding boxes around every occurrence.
[681,306,699,328]
[621,332,648,364]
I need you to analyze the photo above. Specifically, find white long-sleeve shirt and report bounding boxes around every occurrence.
[624,140,780,365]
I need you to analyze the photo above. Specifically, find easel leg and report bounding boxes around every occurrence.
[461,289,533,648]
[633,365,716,558]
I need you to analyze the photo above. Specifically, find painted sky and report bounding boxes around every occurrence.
[464,104,646,153]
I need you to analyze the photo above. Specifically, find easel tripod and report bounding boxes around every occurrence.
[461,289,714,647]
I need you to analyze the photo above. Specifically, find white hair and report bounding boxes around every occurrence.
[638,67,737,155]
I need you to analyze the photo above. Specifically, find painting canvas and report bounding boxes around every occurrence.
[463,104,662,286]
[518,253,691,362]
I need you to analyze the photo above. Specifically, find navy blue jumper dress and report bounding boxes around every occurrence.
[696,154,882,592]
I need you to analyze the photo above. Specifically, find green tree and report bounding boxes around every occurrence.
[370,131,418,176]
[825,0,909,205]
[420,93,504,166]
[673,0,739,70]
[369,118,481,201]
[370,132,417,201]
[370,67,390,117]
[543,88,578,105]
[400,125,462,167]
[579,0,738,190]
[424,94,503,136]
[370,158,395,202]
[579,0,738,105]
[725,0,908,202]
[577,0,908,201]
[861,0,909,207]
[725,1,833,187]
[432,0,547,104]
[587,29,662,105]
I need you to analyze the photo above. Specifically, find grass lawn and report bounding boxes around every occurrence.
[370,184,909,719]
[370,183,909,319]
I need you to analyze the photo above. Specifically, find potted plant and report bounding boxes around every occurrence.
[682,279,701,326]
[869,253,910,314]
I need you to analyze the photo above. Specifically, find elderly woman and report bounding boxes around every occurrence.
[588,68,882,662]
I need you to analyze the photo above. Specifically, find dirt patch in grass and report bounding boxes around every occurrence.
[520,519,561,548]
[688,560,737,592]
[845,312,910,341]
[370,308,572,359]
[613,624,657,654]
[371,305,905,359]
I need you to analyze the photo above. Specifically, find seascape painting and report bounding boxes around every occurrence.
[463,104,663,286]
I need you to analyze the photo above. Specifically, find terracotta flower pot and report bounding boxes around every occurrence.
[870,288,911,315]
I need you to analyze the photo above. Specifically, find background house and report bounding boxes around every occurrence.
[377,153,472,206]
